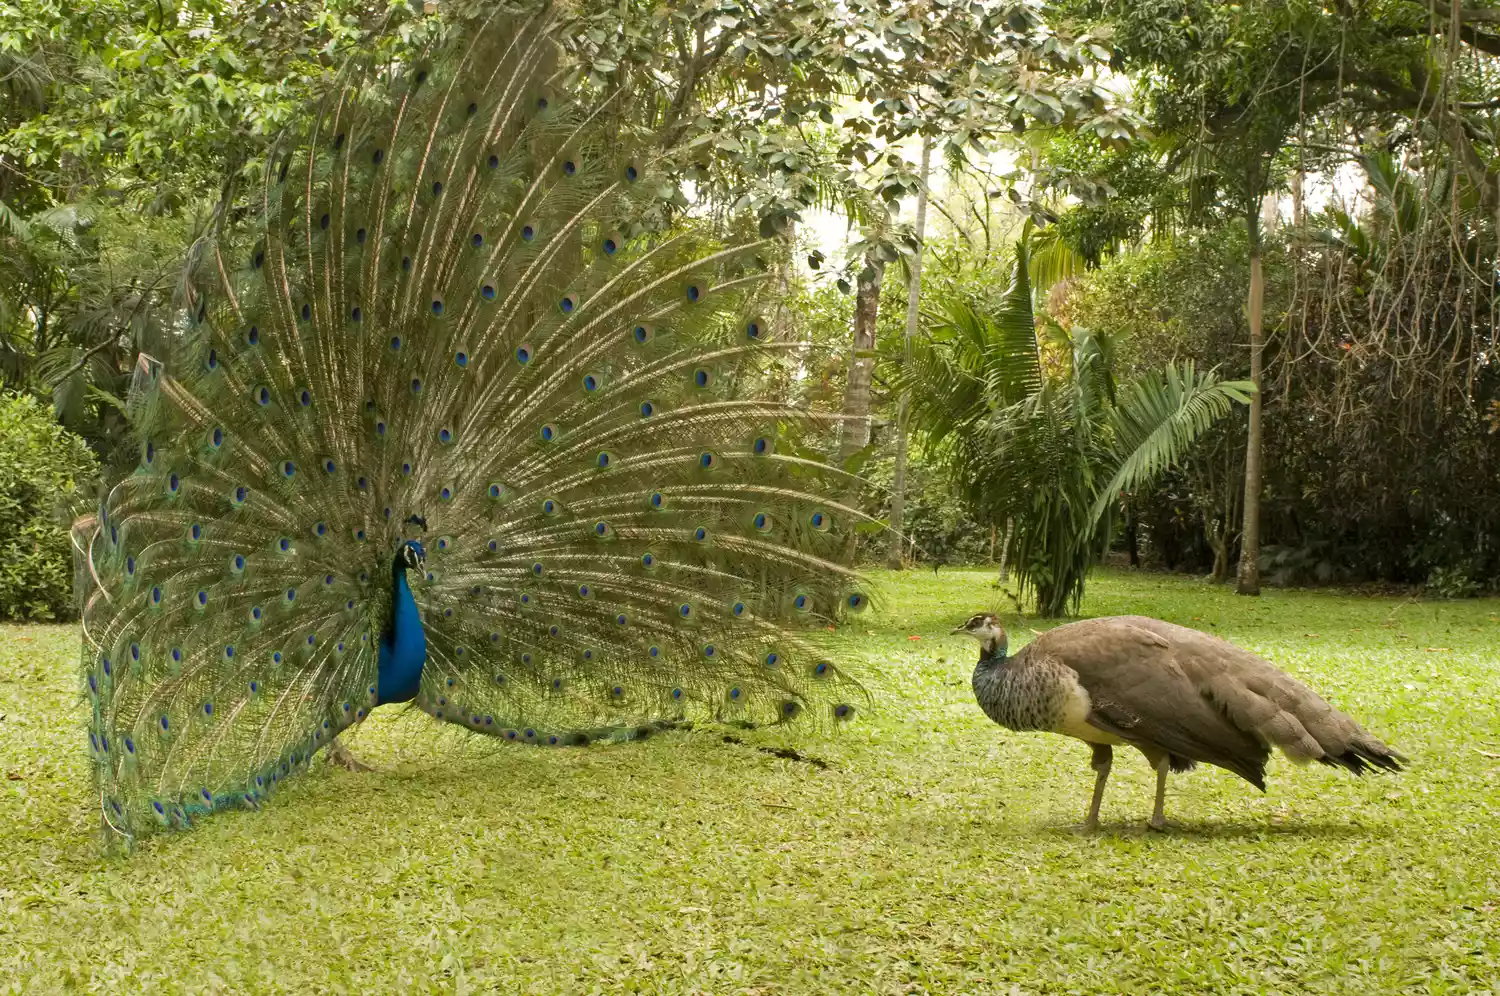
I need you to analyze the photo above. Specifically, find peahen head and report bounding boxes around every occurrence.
[952,613,1008,656]
[395,540,426,574]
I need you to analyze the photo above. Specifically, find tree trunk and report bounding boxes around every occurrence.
[772,220,798,405]
[996,519,1014,584]
[837,257,885,565]
[838,260,885,464]
[1237,210,1264,596]
[1210,431,1240,584]
[887,139,932,569]
[1124,500,1140,568]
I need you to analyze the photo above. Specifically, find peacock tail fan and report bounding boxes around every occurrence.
[73,3,876,847]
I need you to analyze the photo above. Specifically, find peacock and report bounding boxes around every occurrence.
[71,6,872,847]
[953,613,1404,830]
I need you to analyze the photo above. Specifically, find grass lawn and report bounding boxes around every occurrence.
[2,568,1498,994]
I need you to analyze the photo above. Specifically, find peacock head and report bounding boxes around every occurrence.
[396,540,426,573]
[952,613,1007,653]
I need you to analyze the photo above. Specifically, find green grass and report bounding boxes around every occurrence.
[3,568,1499,994]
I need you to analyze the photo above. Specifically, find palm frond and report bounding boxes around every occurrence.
[898,241,1043,447]
[986,239,1044,406]
[899,300,994,442]
[1027,222,1087,294]
[0,199,31,239]
[1090,361,1254,523]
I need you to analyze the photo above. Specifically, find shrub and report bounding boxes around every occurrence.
[0,392,98,621]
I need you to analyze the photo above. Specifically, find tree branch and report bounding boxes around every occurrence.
[49,333,121,390]
[151,0,183,58]
[1388,1,1500,55]
[1457,22,1500,57]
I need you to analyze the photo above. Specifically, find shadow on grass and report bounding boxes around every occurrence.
[1037,818,1396,841]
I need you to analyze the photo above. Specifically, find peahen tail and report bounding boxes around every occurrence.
[74,4,875,845]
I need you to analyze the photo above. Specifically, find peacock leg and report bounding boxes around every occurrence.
[1148,754,1170,831]
[327,733,375,773]
[1082,743,1112,830]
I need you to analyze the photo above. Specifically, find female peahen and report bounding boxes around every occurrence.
[954,613,1404,830]
[72,7,871,846]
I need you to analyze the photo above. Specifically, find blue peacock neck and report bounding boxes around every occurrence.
[376,543,427,704]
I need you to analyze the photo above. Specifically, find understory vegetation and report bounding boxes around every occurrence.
[3,569,1497,994]
[0,393,95,621]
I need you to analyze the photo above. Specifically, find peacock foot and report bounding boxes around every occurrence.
[326,739,376,773]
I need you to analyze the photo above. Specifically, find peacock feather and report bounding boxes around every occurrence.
[72,5,873,846]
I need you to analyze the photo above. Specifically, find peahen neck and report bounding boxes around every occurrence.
[376,557,426,704]
[976,635,1009,670]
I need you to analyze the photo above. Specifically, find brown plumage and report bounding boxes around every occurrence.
[953,613,1405,830]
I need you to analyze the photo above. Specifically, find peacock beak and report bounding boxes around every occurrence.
[949,624,967,635]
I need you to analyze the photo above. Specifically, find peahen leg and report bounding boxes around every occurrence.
[1148,754,1171,831]
[326,734,375,773]
[1083,743,1112,830]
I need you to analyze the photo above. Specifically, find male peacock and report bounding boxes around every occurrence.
[953,613,1404,830]
[72,6,871,846]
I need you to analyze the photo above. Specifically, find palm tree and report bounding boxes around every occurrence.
[899,237,1253,616]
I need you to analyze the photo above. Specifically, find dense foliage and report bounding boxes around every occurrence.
[0,392,97,620]
[2,0,1498,613]
[1064,208,1500,591]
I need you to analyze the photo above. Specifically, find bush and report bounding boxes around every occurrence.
[861,446,995,568]
[0,392,98,621]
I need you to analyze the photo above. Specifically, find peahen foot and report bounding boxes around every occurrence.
[326,738,376,773]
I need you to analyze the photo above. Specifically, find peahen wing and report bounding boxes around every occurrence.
[1029,618,1272,788]
[75,6,873,844]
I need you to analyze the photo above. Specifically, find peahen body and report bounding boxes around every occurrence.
[953,614,1404,830]
[72,8,870,845]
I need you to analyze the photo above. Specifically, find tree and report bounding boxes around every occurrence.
[558,1,1135,515]
[4,0,1132,450]
[899,236,1252,614]
[887,137,932,568]
[0,1,430,445]
[1054,0,1500,592]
